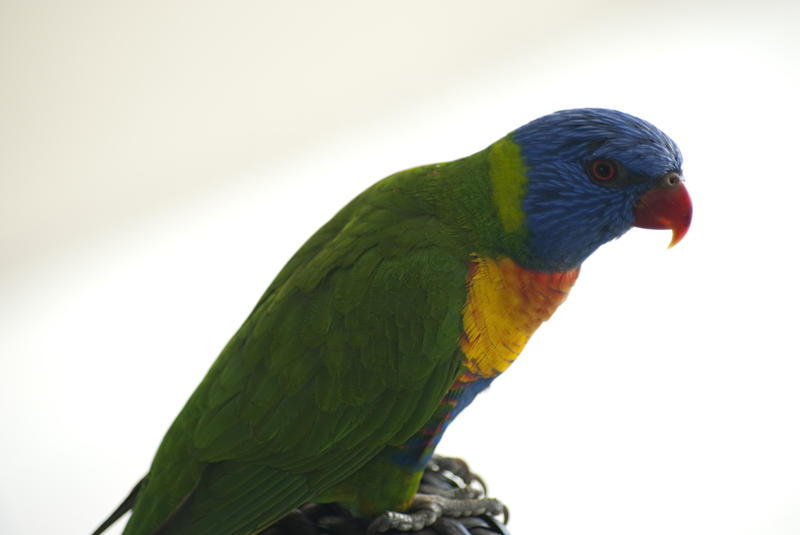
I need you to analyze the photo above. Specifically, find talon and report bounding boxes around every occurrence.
[366,457,508,532]
[367,511,404,534]
[471,473,488,495]
[366,492,506,533]
[429,455,487,494]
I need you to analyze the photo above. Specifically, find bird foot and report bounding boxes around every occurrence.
[367,493,506,534]
[427,455,488,495]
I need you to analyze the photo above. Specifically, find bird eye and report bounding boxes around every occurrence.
[591,159,616,181]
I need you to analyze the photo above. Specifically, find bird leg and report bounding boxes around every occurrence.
[367,456,506,534]
[367,493,506,533]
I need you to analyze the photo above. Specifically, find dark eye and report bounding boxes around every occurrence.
[591,159,616,181]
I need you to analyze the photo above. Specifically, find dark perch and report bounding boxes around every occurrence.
[260,457,511,535]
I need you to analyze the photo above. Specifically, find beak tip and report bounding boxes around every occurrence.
[668,217,691,248]
[634,181,692,249]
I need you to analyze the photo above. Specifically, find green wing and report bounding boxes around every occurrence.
[123,179,470,535]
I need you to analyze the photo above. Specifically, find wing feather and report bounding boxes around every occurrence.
[124,198,470,535]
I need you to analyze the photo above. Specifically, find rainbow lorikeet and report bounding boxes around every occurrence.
[93,108,691,535]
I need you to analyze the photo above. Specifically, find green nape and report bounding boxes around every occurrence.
[360,139,532,266]
[488,135,529,235]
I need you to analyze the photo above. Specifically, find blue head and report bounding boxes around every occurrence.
[512,108,686,271]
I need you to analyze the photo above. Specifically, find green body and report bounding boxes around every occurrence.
[123,141,530,535]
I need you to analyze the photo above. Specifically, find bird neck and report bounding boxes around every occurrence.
[372,136,534,265]
[459,255,580,380]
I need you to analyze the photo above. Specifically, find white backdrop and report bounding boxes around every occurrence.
[2,1,799,534]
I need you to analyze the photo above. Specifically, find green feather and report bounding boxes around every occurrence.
[118,141,529,535]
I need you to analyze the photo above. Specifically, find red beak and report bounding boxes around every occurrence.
[633,173,692,248]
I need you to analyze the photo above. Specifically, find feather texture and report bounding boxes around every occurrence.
[97,108,689,535]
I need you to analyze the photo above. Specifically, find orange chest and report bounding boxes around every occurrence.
[459,256,579,379]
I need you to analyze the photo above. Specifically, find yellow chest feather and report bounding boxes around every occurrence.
[459,256,579,379]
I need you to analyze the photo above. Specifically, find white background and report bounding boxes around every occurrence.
[2,1,799,534]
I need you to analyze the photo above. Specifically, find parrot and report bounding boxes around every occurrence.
[93,108,692,535]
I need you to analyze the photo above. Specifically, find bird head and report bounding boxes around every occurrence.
[512,108,692,271]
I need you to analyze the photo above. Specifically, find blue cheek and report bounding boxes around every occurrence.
[522,188,637,272]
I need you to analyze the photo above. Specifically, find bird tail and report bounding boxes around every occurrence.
[91,477,146,535]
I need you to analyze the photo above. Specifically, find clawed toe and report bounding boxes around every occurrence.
[367,493,506,533]
[367,509,435,534]
[428,456,486,493]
